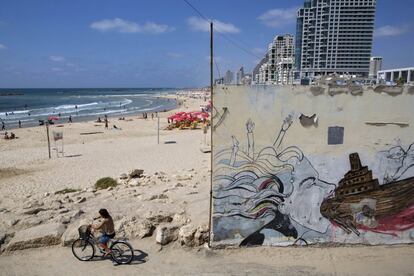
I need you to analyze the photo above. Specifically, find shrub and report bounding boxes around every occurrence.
[95,177,118,190]
[55,188,80,195]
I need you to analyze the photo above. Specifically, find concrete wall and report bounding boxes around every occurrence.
[211,85,414,247]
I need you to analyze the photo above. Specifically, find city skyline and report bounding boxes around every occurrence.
[0,0,413,88]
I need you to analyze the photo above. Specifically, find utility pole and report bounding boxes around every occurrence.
[208,21,214,247]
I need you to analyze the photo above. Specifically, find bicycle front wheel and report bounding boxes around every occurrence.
[110,241,134,264]
[72,238,95,261]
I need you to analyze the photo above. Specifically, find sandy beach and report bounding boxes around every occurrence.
[1,95,414,275]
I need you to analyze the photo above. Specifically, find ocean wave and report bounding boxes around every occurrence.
[69,94,153,99]
[0,110,29,116]
[120,99,132,106]
[55,102,99,110]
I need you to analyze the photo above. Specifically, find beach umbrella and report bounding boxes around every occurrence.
[48,116,59,121]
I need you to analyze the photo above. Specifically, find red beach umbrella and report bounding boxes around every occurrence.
[48,116,59,121]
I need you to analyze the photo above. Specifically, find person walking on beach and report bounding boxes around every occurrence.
[104,118,108,129]
[68,115,72,123]
[1,121,5,131]
[18,120,21,128]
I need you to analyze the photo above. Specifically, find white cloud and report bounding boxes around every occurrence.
[187,17,240,34]
[49,56,66,62]
[374,25,408,37]
[51,67,63,72]
[167,52,184,58]
[258,7,299,27]
[90,18,174,34]
[0,44,7,50]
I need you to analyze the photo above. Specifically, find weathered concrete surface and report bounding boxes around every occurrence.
[6,223,66,251]
[212,85,414,247]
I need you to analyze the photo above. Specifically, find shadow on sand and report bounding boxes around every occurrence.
[91,249,148,266]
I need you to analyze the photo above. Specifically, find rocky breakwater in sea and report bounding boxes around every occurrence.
[0,168,210,253]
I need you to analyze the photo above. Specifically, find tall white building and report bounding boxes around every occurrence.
[256,34,295,85]
[253,55,268,83]
[236,66,244,85]
[224,70,234,85]
[369,56,382,78]
[295,0,376,79]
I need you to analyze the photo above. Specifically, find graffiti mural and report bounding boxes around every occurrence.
[212,116,414,246]
[321,152,414,236]
[211,85,414,246]
[213,116,336,246]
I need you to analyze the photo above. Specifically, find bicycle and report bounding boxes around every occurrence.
[71,221,134,265]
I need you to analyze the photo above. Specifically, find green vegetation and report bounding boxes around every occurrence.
[396,77,406,86]
[94,177,118,190]
[55,188,80,195]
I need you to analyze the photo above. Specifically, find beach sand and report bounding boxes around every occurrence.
[0,96,209,198]
[1,95,414,275]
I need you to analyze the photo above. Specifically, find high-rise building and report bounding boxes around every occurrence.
[369,56,382,78]
[253,55,268,83]
[224,70,234,85]
[256,34,295,85]
[236,66,244,85]
[295,0,376,79]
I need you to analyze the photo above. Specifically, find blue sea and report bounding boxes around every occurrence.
[0,88,178,128]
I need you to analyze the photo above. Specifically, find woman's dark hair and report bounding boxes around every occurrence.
[99,208,111,219]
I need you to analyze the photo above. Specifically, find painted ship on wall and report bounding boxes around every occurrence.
[321,153,414,236]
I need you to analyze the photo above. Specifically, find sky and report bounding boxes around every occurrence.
[0,0,413,88]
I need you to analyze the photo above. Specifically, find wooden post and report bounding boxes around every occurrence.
[208,21,214,247]
[46,122,51,159]
[157,116,160,144]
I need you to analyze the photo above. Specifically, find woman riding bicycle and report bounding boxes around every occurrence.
[91,208,115,257]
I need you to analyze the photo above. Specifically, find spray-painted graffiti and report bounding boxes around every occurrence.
[321,152,414,236]
[213,116,336,246]
[213,117,414,246]
[380,143,414,183]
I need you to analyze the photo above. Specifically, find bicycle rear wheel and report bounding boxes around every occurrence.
[72,238,95,261]
[110,241,134,264]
